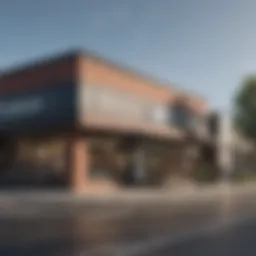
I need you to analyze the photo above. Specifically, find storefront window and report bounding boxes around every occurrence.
[89,137,125,181]
[0,138,66,187]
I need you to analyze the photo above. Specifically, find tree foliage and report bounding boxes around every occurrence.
[234,76,256,142]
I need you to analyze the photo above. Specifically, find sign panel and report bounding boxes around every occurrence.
[0,82,76,134]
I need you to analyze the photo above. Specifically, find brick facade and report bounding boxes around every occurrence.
[0,50,209,193]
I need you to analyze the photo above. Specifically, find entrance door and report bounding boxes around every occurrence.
[119,136,146,186]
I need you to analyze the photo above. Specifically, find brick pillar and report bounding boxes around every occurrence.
[66,137,91,193]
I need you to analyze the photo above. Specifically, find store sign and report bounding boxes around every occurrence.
[0,82,76,134]
[0,98,45,118]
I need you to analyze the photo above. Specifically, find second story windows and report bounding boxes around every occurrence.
[169,103,208,137]
[170,105,191,129]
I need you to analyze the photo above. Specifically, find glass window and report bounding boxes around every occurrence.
[171,106,190,128]
[0,138,66,187]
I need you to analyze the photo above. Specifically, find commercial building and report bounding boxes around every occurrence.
[209,112,254,179]
[0,50,211,193]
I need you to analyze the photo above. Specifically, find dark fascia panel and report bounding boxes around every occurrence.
[0,49,82,79]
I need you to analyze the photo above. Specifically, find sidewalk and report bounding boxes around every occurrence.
[81,182,256,204]
[0,182,255,205]
[0,182,254,218]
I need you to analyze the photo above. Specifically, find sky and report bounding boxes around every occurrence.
[0,0,256,110]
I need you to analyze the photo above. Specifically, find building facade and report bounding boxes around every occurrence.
[0,50,210,193]
[208,112,254,180]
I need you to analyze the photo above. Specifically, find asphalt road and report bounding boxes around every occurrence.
[0,188,256,255]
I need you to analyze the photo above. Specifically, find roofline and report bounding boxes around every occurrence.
[82,49,172,90]
[80,49,205,102]
[0,49,82,78]
[0,48,205,103]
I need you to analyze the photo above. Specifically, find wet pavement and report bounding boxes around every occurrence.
[0,189,256,255]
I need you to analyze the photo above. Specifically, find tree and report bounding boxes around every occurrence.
[234,76,256,142]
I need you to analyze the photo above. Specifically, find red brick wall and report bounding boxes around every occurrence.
[78,56,207,115]
[0,56,77,95]
[65,136,91,192]
[78,56,173,104]
[0,52,207,114]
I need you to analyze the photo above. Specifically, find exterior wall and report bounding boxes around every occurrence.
[171,101,209,140]
[66,136,90,192]
[0,54,77,94]
[74,53,209,190]
[0,51,210,192]
[0,51,208,139]
[217,115,234,173]
[77,55,208,140]
[172,94,207,116]
[78,55,173,103]
[0,54,78,135]
[0,82,76,134]
[66,135,119,193]
[210,113,253,176]
[0,51,208,138]
[208,113,235,175]
[77,56,174,138]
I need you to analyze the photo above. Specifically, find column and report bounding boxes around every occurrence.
[66,136,91,193]
[132,145,146,185]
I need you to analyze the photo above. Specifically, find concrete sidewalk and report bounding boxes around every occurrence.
[0,182,254,218]
[0,182,255,205]
[81,182,256,204]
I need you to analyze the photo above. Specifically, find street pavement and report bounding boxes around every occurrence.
[0,185,256,255]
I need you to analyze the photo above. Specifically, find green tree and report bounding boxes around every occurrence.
[234,76,256,142]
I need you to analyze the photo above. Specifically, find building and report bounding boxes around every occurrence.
[0,50,210,193]
[208,112,254,179]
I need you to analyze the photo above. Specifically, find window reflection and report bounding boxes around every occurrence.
[0,138,66,187]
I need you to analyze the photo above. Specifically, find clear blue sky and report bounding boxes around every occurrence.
[0,0,255,110]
